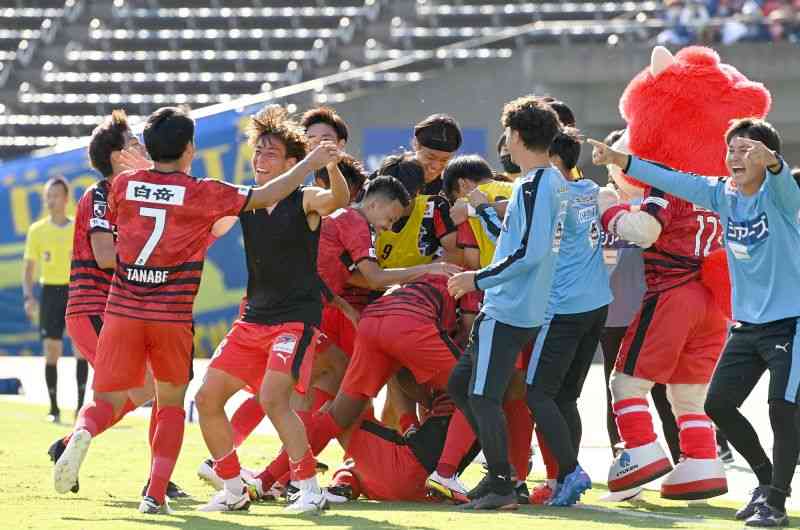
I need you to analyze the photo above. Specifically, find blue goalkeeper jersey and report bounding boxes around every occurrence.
[475,167,568,328]
[625,155,800,324]
[548,178,613,315]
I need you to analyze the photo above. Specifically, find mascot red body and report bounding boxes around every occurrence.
[602,46,770,499]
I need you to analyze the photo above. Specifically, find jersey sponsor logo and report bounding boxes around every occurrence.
[272,334,297,361]
[89,218,111,230]
[125,181,186,206]
[93,201,107,217]
[423,201,435,218]
[726,212,769,247]
[642,196,669,209]
[589,220,601,249]
[126,267,169,284]
[577,205,598,224]
[572,193,596,205]
[368,247,377,259]
[552,220,564,253]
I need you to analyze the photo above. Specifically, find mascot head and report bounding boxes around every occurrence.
[611,46,771,194]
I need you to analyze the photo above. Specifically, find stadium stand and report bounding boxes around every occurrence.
[0,0,796,162]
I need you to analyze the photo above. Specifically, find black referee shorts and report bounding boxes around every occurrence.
[39,284,68,340]
[707,317,800,405]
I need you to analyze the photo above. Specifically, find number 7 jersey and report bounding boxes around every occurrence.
[107,169,252,323]
[640,187,722,293]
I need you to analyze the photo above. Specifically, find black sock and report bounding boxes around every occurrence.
[767,400,799,512]
[468,395,513,495]
[527,388,577,482]
[706,396,772,485]
[45,364,58,414]
[76,359,88,410]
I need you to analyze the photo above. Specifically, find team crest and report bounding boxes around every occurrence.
[93,201,107,217]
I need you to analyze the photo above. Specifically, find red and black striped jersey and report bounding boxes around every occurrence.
[66,180,114,318]
[362,274,458,334]
[641,187,722,293]
[106,169,251,323]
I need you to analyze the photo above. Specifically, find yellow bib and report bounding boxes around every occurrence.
[467,180,514,267]
[377,194,433,268]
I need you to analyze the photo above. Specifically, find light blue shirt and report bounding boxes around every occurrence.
[475,167,568,328]
[626,155,800,324]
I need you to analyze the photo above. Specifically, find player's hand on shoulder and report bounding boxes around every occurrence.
[467,188,490,209]
[447,270,477,299]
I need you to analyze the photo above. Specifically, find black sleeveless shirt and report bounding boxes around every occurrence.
[239,187,322,326]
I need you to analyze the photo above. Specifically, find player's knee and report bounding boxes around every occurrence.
[194,385,224,415]
[259,391,290,419]
[609,371,651,402]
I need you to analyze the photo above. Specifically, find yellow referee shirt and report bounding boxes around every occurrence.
[23,217,74,285]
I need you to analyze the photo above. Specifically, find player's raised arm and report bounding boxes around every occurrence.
[302,155,350,217]
[244,141,339,211]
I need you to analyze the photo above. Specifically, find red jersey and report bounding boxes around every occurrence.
[66,180,114,318]
[362,274,458,334]
[641,188,722,293]
[456,221,478,250]
[106,170,251,323]
[317,207,376,300]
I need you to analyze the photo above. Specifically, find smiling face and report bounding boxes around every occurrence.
[726,134,763,191]
[363,196,405,233]
[306,122,344,151]
[413,140,454,183]
[251,135,296,185]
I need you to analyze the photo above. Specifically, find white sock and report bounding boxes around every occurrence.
[294,476,320,494]
[546,478,558,489]
[224,476,244,495]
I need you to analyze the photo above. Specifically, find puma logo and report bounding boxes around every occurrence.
[776,342,791,353]
[275,351,290,364]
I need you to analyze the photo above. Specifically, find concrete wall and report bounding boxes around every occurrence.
[333,42,796,181]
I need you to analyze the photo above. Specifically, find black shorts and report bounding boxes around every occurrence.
[526,305,609,400]
[462,312,539,402]
[39,284,68,340]
[707,317,800,405]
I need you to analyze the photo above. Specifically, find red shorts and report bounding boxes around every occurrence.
[317,305,356,358]
[66,315,104,366]
[616,280,727,384]
[342,315,459,399]
[93,314,193,392]
[346,420,429,501]
[209,320,320,395]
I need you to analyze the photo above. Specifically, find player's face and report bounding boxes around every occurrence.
[306,122,343,151]
[366,198,405,233]
[44,183,68,215]
[415,143,453,183]
[726,135,760,189]
[252,135,292,185]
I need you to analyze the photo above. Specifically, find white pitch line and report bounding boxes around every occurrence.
[575,503,709,524]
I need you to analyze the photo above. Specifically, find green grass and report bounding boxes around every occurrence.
[0,400,789,530]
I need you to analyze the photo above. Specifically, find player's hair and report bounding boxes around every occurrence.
[247,104,307,162]
[88,109,131,178]
[442,154,494,201]
[363,175,411,208]
[143,106,195,162]
[314,154,367,196]
[501,96,561,153]
[44,176,69,195]
[301,106,349,143]
[725,118,781,154]
[414,114,462,152]
[550,127,582,172]
[604,128,625,147]
[376,153,425,198]
[540,96,576,127]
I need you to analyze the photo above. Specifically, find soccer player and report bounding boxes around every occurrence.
[195,105,347,514]
[52,106,339,514]
[497,134,521,180]
[445,96,567,510]
[301,106,349,186]
[48,110,187,498]
[524,128,612,506]
[412,114,462,196]
[590,118,800,527]
[314,154,366,204]
[23,177,77,423]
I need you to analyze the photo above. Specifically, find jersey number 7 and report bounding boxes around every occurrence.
[135,207,167,266]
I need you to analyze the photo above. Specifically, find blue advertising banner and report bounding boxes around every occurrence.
[0,106,264,357]
[362,127,488,171]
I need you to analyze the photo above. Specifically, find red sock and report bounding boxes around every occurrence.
[614,398,657,449]
[256,466,278,491]
[230,397,265,448]
[399,413,419,434]
[504,399,533,481]
[309,410,344,454]
[74,399,116,437]
[290,448,317,482]
[312,388,334,412]
[436,409,476,478]
[148,400,158,449]
[146,406,186,504]
[64,399,136,445]
[214,450,241,480]
[535,426,559,480]
[677,414,716,459]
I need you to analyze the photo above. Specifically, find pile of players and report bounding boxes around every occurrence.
[48,93,800,527]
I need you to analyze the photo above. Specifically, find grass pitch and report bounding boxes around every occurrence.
[0,400,789,530]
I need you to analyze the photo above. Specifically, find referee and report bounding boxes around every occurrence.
[22,177,82,424]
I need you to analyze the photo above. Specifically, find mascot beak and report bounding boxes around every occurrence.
[650,46,676,77]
